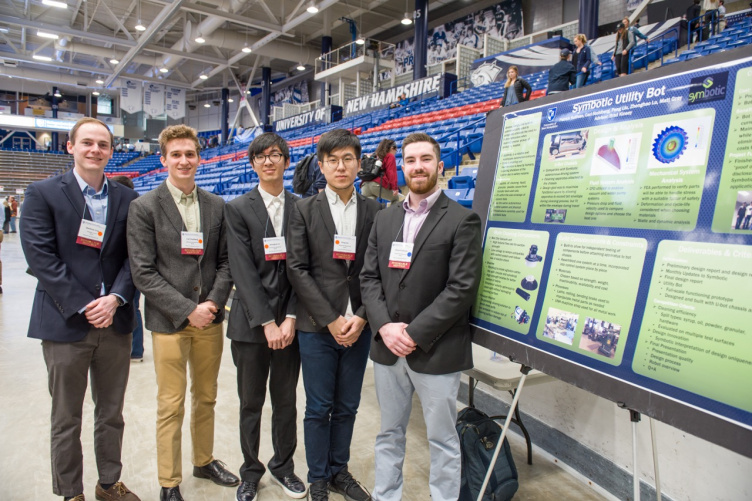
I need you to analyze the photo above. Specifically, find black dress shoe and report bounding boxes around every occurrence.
[160,487,184,501]
[193,459,240,487]
[236,481,258,501]
[271,473,308,498]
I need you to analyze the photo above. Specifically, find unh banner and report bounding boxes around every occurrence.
[120,80,143,113]
[144,84,165,117]
[165,87,186,120]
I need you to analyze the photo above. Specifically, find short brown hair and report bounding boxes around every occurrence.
[402,132,441,161]
[159,124,200,156]
[69,117,113,147]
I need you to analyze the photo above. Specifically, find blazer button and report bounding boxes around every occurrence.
[399,283,405,290]
[193,286,199,291]
[346,275,351,282]
[395,312,400,319]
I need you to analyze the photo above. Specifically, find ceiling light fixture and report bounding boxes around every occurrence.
[195,33,205,44]
[401,12,412,25]
[306,1,319,14]
[33,54,53,61]
[297,63,306,71]
[54,90,62,97]
[0,28,8,33]
[135,21,146,31]
[242,44,252,53]
[356,36,365,45]
[159,67,169,73]
[42,0,68,8]
[93,91,100,96]
[37,30,59,39]
[199,74,208,80]
[96,78,104,84]
[110,58,119,64]
[203,103,211,108]
[228,97,234,103]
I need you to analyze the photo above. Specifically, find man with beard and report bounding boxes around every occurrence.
[360,133,482,501]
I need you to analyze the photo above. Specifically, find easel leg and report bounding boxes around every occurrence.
[477,365,531,501]
[650,417,661,501]
[630,409,641,501]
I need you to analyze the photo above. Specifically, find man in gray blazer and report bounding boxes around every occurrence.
[287,129,381,501]
[360,132,482,501]
[127,125,237,501]
[225,133,306,501]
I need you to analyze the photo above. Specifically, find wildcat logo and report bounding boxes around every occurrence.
[688,72,727,105]
[546,107,557,122]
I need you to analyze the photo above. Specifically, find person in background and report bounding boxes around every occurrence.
[687,0,702,36]
[624,17,648,43]
[500,65,532,107]
[572,34,593,88]
[9,195,18,233]
[110,175,145,363]
[718,0,726,31]
[3,197,9,233]
[361,139,400,204]
[612,23,635,77]
[547,49,576,95]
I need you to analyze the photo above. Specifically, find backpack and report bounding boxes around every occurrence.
[457,407,519,501]
[292,153,318,195]
[358,155,383,182]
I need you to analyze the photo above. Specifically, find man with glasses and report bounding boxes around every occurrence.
[224,133,306,501]
[287,129,381,501]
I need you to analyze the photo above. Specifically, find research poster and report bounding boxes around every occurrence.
[472,56,752,430]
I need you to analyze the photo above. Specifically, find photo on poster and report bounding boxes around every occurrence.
[647,115,713,169]
[579,317,621,359]
[542,307,578,346]
[731,190,752,230]
[544,208,567,223]
[590,133,640,175]
[548,130,589,160]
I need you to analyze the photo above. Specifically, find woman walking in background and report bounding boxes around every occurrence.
[2,197,9,234]
[501,65,532,106]
[612,23,635,77]
[572,34,593,88]
[361,138,401,204]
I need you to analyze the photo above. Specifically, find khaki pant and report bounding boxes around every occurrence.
[152,323,224,487]
[361,181,400,203]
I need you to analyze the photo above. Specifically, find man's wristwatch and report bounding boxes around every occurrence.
[114,295,125,307]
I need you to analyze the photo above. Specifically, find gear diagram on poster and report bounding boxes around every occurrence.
[652,126,688,164]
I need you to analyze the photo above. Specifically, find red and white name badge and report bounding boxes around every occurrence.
[388,241,414,269]
[181,231,204,255]
[263,236,287,261]
[76,219,106,249]
[333,234,356,260]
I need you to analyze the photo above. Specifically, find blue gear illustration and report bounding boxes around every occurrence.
[652,126,688,164]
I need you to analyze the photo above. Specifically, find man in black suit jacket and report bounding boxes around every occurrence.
[287,129,380,501]
[360,133,482,501]
[21,117,141,501]
[224,133,306,501]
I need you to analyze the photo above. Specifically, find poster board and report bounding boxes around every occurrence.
[471,47,752,458]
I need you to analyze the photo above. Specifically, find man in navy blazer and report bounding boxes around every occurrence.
[21,117,141,501]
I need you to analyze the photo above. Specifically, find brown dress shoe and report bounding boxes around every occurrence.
[95,482,141,501]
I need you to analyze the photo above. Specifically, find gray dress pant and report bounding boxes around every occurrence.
[42,326,132,497]
[373,358,461,501]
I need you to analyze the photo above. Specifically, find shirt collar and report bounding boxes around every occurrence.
[166,178,197,204]
[258,186,285,209]
[73,168,108,197]
[325,185,356,207]
[403,187,441,214]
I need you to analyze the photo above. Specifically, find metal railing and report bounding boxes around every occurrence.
[315,39,396,74]
[686,10,718,48]
[629,27,680,73]
[436,116,487,171]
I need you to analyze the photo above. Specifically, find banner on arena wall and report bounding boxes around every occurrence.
[470,53,752,458]
[164,87,186,120]
[344,73,456,116]
[271,81,310,107]
[119,80,142,113]
[144,84,165,117]
[394,0,523,76]
[273,105,343,132]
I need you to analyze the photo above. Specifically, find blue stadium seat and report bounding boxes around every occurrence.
[448,175,474,190]
[444,188,468,202]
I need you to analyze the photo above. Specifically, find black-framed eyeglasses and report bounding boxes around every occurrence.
[324,156,357,168]
[252,152,283,164]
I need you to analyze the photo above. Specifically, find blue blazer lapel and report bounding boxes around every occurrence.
[101,179,120,251]
[60,170,87,218]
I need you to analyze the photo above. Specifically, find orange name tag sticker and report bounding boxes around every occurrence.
[181,231,204,255]
[76,219,106,249]
[263,236,287,261]
[333,234,356,260]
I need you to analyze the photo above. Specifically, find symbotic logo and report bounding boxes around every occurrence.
[688,72,728,105]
